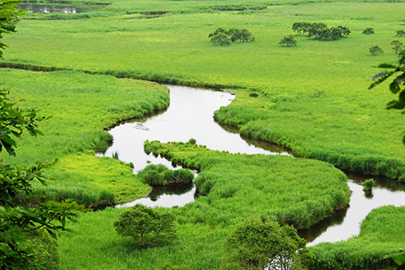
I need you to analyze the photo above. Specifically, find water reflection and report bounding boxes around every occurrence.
[302,178,405,246]
[117,183,197,208]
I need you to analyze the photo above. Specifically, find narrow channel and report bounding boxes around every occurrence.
[97,84,405,245]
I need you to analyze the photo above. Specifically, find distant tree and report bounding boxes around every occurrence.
[337,25,351,37]
[209,28,254,45]
[363,27,375,34]
[292,22,313,35]
[239,28,255,42]
[114,204,176,249]
[227,28,242,42]
[369,45,383,55]
[222,218,313,270]
[279,35,297,47]
[391,40,404,55]
[297,22,350,41]
[396,30,405,37]
[209,32,231,46]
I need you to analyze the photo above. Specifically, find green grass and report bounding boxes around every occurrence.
[0,69,169,204]
[4,0,405,180]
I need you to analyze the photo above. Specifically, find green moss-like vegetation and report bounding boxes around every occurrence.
[310,206,405,269]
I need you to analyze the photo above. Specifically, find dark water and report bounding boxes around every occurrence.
[98,85,405,244]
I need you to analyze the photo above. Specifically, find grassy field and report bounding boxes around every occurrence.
[2,0,405,268]
[4,0,405,180]
[0,69,169,204]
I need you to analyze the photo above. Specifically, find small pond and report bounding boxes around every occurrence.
[98,84,405,245]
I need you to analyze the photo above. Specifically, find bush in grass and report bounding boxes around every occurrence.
[222,218,313,270]
[138,164,194,185]
[369,45,383,55]
[279,35,297,47]
[114,204,176,249]
[391,40,404,55]
[396,30,405,37]
[363,27,375,34]
[208,28,255,46]
[292,22,350,41]
[363,179,375,191]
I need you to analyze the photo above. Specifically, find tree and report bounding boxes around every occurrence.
[369,45,383,55]
[0,2,83,268]
[279,35,297,47]
[222,219,313,270]
[209,32,231,46]
[239,28,255,42]
[363,27,375,34]
[391,40,404,55]
[396,30,405,37]
[208,28,255,46]
[114,204,176,249]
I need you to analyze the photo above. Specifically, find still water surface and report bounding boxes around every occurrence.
[98,85,405,245]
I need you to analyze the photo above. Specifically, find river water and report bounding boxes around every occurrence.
[97,84,405,245]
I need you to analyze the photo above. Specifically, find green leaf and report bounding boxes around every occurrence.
[369,71,395,89]
[387,100,405,110]
[390,81,401,94]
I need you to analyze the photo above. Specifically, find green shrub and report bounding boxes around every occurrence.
[138,164,194,185]
[363,179,375,191]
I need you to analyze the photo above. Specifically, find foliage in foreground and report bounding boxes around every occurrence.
[114,204,176,249]
[310,206,405,270]
[0,88,83,268]
[370,55,405,140]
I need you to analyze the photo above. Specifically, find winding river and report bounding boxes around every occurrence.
[97,85,405,245]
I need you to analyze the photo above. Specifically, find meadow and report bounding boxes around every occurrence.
[2,0,405,268]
